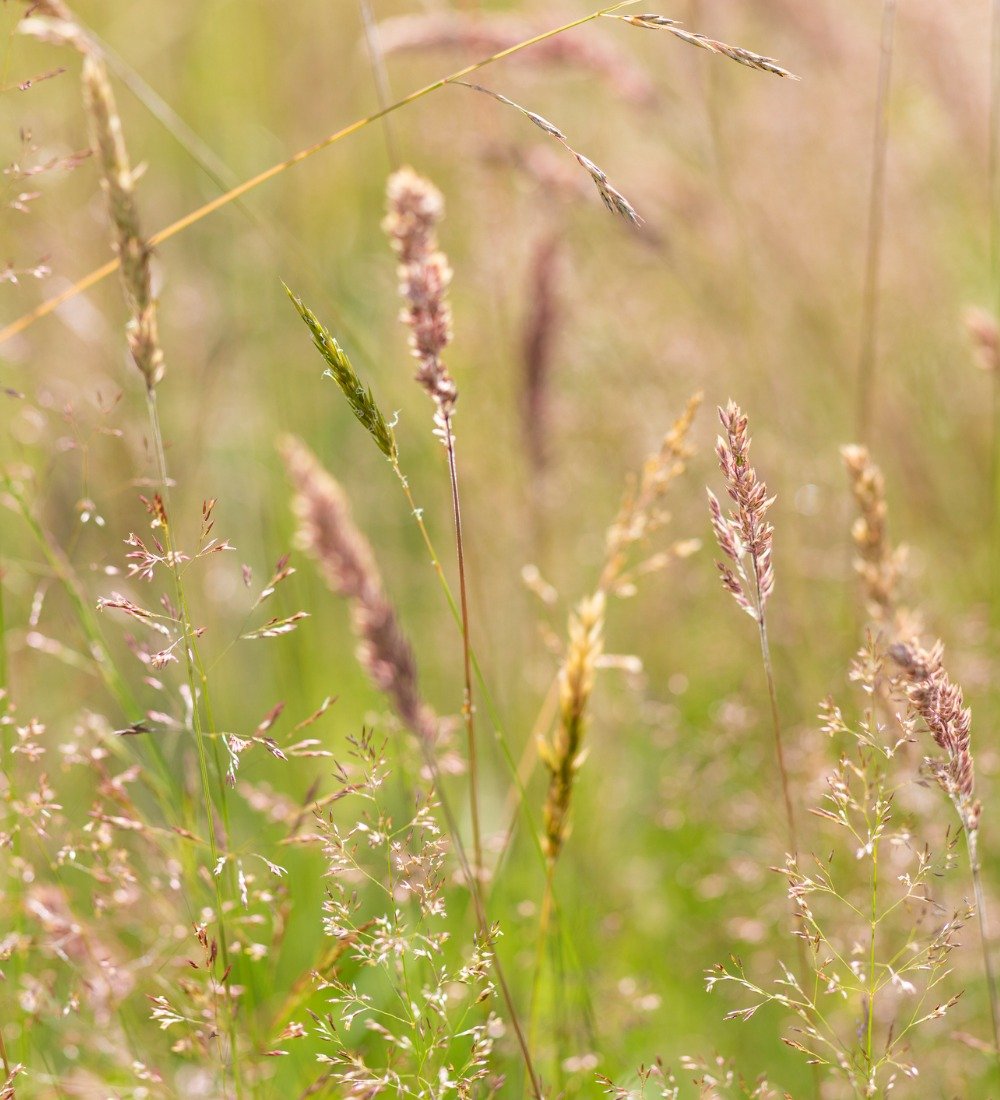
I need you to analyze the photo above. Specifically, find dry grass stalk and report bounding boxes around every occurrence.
[80,55,163,392]
[608,13,799,79]
[841,444,911,633]
[376,11,657,106]
[383,166,456,428]
[458,82,641,226]
[281,436,437,744]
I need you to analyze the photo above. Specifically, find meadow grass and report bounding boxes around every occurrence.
[2,2,1000,1097]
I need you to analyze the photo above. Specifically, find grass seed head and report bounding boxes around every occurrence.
[284,286,397,460]
[890,639,979,834]
[540,591,606,863]
[281,436,436,744]
[383,167,457,425]
[708,401,774,621]
[81,54,163,391]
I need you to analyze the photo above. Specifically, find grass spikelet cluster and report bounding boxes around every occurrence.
[81,54,163,392]
[458,81,642,226]
[708,401,776,621]
[841,443,908,631]
[609,13,799,79]
[284,286,397,460]
[383,165,457,426]
[539,590,604,863]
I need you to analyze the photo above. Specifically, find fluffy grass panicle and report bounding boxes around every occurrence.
[383,166,457,428]
[708,401,775,622]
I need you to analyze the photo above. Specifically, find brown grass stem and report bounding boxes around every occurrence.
[854,0,897,444]
[388,459,550,872]
[0,2,637,348]
[442,420,484,883]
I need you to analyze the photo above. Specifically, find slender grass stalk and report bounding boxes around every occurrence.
[865,816,879,1074]
[708,404,817,1093]
[358,0,399,168]
[527,861,556,1076]
[756,605,798,857]
[855,0,898,444]
[968,829,1000,1074]
[424,752,544,1099]
[441,420,484,881]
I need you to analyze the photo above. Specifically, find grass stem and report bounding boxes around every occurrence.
[442,421,483,882]
[968,829,1000,1078]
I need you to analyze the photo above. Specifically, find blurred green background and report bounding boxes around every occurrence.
[2,0,1000,1095]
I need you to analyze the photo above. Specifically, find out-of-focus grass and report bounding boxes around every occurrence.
[3,0,1000,1094]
